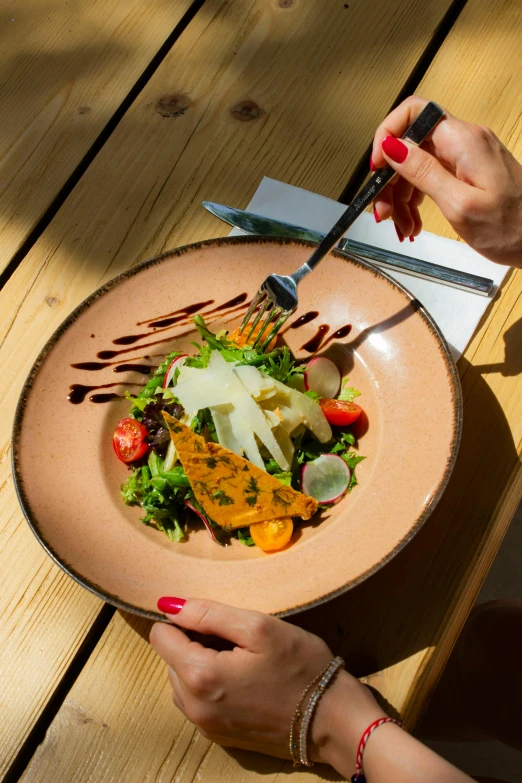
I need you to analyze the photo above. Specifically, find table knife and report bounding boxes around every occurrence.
[202,201,494,296]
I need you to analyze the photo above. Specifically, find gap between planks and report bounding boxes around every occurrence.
[0,0,209,295]
[0,1,473,780]
[3,605,115,783]
[338,0,470,204]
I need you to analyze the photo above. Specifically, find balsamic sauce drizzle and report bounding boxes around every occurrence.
[207,293,249,312]
[321,323,352,348]
[113,295,249,345]
[279,311,319,335]
[298,322,352,353]
[71,360,157,372]
[68,382,141,404]
[102,302,250,360]
[69,291,352,403]
[300,325,330,353]
[136,294,247,328]
[136,299,215,326]
[91,393,123,403]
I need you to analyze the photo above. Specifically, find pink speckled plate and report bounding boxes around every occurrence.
[13,237,461,618]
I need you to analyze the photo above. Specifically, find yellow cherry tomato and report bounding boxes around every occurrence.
[250,517,294,552]
[229,325,277,352]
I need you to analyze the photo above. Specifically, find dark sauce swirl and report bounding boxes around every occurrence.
[69,293,352,403]
[300,325,330,353]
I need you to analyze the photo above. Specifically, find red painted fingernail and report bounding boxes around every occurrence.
[158,597,186,615]
[394,223,404,243]
[382,136,409,164]
[373,205,381,224]
[409,235,415,243]
[370,154,376,172]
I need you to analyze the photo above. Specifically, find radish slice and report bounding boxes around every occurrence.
[163,354,187,388]
[304,357,341,399]
[301,454,350,504]
[185,501,224,545]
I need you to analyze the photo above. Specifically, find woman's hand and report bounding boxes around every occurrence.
[150,597,476,782]
[371,95,522,267]
[149,597,382,764]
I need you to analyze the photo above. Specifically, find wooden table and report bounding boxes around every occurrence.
[1,0,520,780]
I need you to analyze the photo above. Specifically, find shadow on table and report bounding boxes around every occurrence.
[471,317,522,377]
[121,338,519,685]
[118,325,520,782]
[226,748,345,781]
[3,0,513,289]
[287,351,519,697]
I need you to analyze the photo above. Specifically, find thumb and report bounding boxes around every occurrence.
[381,135,472,215]
[157,596,268,650]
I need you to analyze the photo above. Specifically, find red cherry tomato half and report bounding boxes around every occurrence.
[112,418,149,463]
[319,398,363,427]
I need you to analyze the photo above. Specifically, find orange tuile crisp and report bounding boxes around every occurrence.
[163,413,317,529]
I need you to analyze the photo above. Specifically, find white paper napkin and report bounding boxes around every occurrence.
[229,177,508,359]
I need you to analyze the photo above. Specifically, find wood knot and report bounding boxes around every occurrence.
[230,100,264,122]
[278,0,294,7]
[78,106,91,114]
[155,93,192,119]
[45,296,59,307]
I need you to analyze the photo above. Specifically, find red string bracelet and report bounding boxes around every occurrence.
[351,717,403,782]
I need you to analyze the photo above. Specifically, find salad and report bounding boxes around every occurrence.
[113,316,366,552]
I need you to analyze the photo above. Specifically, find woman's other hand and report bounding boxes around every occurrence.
[150,596,382,763]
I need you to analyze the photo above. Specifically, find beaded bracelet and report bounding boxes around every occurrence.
[351,716,403,782]
[289,656,344,767]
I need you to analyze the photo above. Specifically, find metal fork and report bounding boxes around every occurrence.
[240,101,445,351]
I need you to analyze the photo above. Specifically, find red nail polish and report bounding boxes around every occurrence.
[409,235,415,243]
[382,136,408,164]
[158,596,186,615]
[373,205,381,224]
[394,224,404,243]
[370,154,376,172]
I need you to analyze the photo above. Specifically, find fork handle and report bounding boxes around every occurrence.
[293,101,445,282]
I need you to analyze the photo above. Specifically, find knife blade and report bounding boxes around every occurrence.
[202,201,494,296]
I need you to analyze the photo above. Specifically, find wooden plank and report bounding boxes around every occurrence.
[388,0,522,721]
[17,269,522,783]
[0,0,457,775]
[0,0,193,275]
[296,0,522,728]
[21,612,345,783]
[0,0,454,326]
[6,0,521,781]
[0,0,195,773]
[19,613,293,783]
[19,303,522,783]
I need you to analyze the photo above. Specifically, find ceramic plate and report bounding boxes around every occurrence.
[13,237,461,618]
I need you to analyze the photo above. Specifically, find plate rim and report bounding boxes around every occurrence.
[11,235,463,619]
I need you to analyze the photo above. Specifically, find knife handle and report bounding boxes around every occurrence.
[302,102,444,274]
[337,238,494,296]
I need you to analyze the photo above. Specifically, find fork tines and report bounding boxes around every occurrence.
[239,292,291,352]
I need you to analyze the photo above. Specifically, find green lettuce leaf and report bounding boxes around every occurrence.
[338,382,361,402]
[155,514,185,542]
[148,450,163,477]
[120,469,144,505]
[273,471,293,486]
[237,528,255,546]
[340,452,366,470]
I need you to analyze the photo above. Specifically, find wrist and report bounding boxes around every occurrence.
[311,670,386,776]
